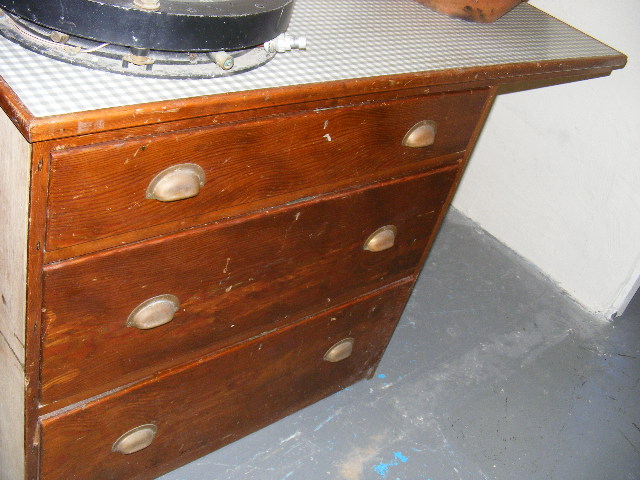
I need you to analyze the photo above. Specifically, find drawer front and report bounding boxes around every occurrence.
[40,281,413,480]
[46,89,489,252]
[40,168,457,407]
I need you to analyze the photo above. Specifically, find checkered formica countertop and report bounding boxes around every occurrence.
[0,0,620,118]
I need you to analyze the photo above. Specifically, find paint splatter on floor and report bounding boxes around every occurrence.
[373,451,409,478]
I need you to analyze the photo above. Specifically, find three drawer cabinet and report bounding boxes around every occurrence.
[0,5,626,476]
[2,87,498,479]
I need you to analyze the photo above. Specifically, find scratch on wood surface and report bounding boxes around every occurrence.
[76,119,104,134]
[0,330,23,367]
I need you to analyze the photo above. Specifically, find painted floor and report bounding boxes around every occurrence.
[159,209,640,480]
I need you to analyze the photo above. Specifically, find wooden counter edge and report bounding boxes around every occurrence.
[0,53,627,143]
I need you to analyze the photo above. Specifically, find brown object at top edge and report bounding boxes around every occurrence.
[414,0,527,23]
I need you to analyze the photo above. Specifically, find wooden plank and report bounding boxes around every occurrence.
[0,339,25,480]
[0,106,31,479]
[24,141,52,480]
[0,107,30,361]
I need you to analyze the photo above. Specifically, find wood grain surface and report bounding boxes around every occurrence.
[45,89,489,253]
[414,0,525,22]
[39,280,413,480]
[0,107,30,480]
[24,141,57,480]
[40,168,457,409]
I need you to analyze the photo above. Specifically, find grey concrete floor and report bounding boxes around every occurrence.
[159,209,640,480]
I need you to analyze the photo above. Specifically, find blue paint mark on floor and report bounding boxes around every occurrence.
[395,452,408,463]
[373,452,409,478]
[378,373,387,379]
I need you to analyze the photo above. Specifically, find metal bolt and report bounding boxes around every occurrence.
[211,51,234,70]
[122,47,155,69]
[49,31,70,44]
[264,33,307,53]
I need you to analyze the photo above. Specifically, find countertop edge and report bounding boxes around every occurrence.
[2,53,627,143]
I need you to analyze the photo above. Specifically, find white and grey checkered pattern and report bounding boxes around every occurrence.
[0,0,619,118]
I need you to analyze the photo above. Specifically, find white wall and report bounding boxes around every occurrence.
[452,0,640,318]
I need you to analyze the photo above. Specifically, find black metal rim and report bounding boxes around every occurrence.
[0,0,294,51]
[0,11,279,78]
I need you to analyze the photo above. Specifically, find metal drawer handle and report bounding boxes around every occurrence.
[112,424,157,455]
[146,163,206,202]
[324,338,355,363]
[402,120,437,148]
[363,225,397,252]
[127,294,180,330]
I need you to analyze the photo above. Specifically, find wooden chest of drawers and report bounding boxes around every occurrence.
[0,2,625,479]
[3,87,497,479]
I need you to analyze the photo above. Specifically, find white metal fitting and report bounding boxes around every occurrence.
[211,51,234,70]
[264,33,307,53]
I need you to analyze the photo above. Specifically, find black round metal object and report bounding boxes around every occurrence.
[0,11,278,78]
[0,0,294,51]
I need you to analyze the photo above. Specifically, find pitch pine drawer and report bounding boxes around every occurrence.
[39,282,414,480]
[0,2,625,478]
[45,91,488,253]
[40,169,457,408]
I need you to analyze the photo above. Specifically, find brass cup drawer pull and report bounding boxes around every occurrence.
[127,294,180,330]
[363,225,397,252]
[112,424,157,455]
[324,338,355,363]
[402,120,437,148]
[146,163,206,202]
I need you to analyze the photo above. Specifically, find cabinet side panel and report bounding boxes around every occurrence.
[0,108,30,480]
[0,340,26,480]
